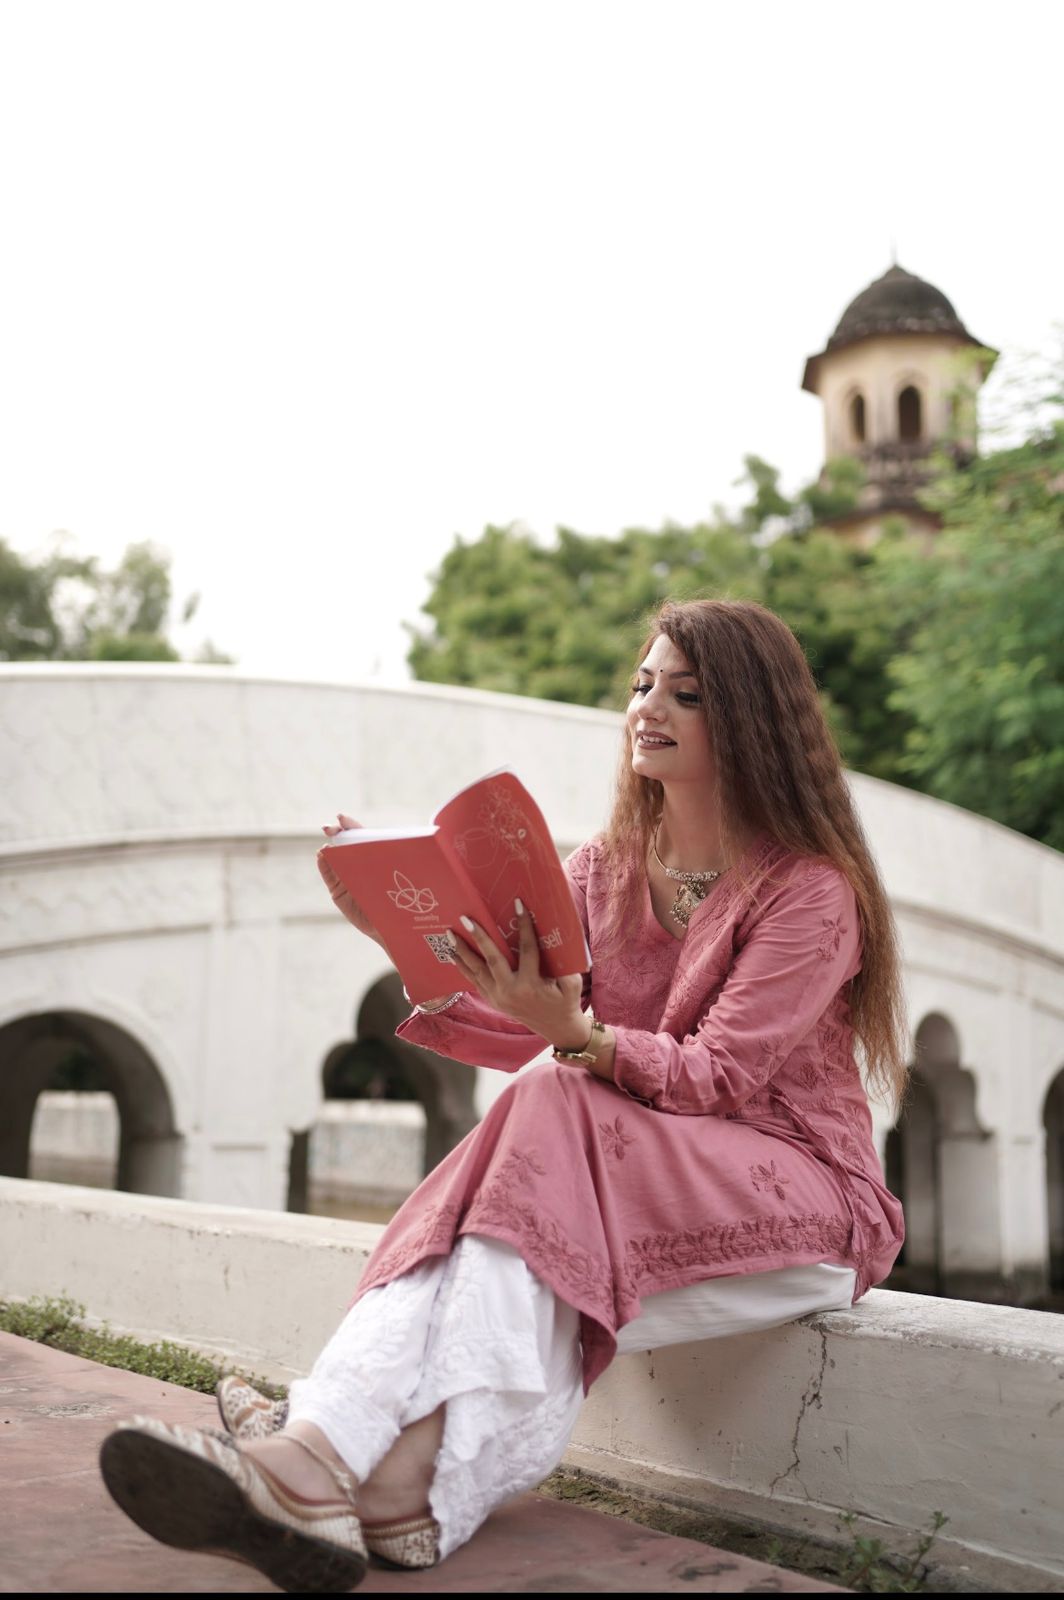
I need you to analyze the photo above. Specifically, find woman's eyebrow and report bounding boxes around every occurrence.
[638,665,697,679]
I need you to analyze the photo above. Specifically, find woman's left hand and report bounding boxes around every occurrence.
[447,902,589,1050]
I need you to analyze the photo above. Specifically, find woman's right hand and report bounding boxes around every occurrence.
[317,814,385,946]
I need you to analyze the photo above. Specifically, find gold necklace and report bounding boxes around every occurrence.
[651,826,722,929]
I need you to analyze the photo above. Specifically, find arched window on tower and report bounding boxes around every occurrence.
[850,392,866,444]
[898,385,922,442]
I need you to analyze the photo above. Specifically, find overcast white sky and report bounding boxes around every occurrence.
[1,0,1060,681]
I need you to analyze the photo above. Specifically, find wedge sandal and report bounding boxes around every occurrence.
[99,1416,367,1593]
[215,1377,441,1569]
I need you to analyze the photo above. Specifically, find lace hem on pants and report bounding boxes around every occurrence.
[287,1234,583,1561]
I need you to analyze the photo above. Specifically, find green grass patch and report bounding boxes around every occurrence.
[0,1294,287,1400]
[539,1467,958,1594]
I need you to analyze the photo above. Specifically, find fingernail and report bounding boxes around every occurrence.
[515,897,524,915]
[445,929,458,948]
[460,915,476,932]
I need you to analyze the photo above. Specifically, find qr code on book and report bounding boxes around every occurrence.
[424,933,457,965]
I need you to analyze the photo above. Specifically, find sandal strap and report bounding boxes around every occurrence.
[362,1511,436,1535]
[282,1432,357,1506]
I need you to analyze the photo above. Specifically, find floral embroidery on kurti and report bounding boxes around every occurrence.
[809,1089,842,1116]
[613,1051,666,1105]
[817,915,846,960]
[360,1200,464,1288]
[670,961,726,1017]
[598,1116,636,1160]
[758,1033,790,1075]
[816,1011,853,1077]
[623,1211,850,1296]
[797,1059,823,1092]
[837,1130,865,1166]
[503,1149,547,1185]
[465,1163,615,1318]
[738,1087,775,1114]
[749,1160,790,1201]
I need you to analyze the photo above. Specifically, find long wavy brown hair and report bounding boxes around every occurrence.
[602,598,908,1108]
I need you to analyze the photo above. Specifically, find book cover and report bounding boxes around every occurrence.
[325,769,590,1004]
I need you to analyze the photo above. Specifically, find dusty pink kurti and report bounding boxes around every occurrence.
[354,835,904,1390]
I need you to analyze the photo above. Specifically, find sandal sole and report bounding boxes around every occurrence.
[99,1429,367,1593]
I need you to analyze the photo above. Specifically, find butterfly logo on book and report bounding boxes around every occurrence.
[387,871,439,915]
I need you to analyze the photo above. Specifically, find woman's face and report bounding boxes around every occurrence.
[626,634,715,790]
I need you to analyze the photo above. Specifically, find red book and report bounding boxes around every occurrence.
[325,769,591,1004]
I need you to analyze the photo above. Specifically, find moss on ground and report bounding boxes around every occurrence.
[0,1294,285,1399]
[538,1467,968,1594]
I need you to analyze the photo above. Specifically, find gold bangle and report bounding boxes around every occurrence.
[552,1016,606,1066]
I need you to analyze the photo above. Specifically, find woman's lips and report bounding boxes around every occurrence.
[636,733,676,748]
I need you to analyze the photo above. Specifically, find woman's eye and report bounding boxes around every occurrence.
[631,682,699,703]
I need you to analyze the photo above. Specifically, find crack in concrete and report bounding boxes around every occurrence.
[768,1328,829,1496]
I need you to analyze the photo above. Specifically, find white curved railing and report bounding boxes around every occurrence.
[3,664,1064,1290]
[3,664,1063,962]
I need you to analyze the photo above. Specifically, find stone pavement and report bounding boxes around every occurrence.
[0,1333,842,1593]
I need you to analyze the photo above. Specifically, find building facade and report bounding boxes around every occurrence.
[801,264,996,544]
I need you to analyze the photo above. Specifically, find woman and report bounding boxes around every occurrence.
[99,599,907,1593]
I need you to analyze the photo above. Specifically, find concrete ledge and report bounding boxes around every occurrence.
[0,1177,380,1380]
[570,1294,1064,1585]
[2,1177,1062,1583]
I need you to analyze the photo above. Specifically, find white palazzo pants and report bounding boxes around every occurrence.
[287,1237,855,1561]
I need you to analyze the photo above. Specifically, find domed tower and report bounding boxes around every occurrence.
[801,264,996,543]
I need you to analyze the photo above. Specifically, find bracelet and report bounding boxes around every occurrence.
[552,1015,607,1067]
[405,988,464,1015]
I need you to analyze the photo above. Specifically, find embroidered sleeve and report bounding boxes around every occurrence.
[397,990,546,1070]
[611,864,861,1115]
[395,838,595,1072]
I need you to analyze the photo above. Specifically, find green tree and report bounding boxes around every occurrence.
[0,535,230,664]
[736,454,794,532]
[407,517,761,709]
[880,411,1064,847]
[0,539,63,659]
[762,522,919,782]
[406,456,906,776]
[795,454,865,527]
